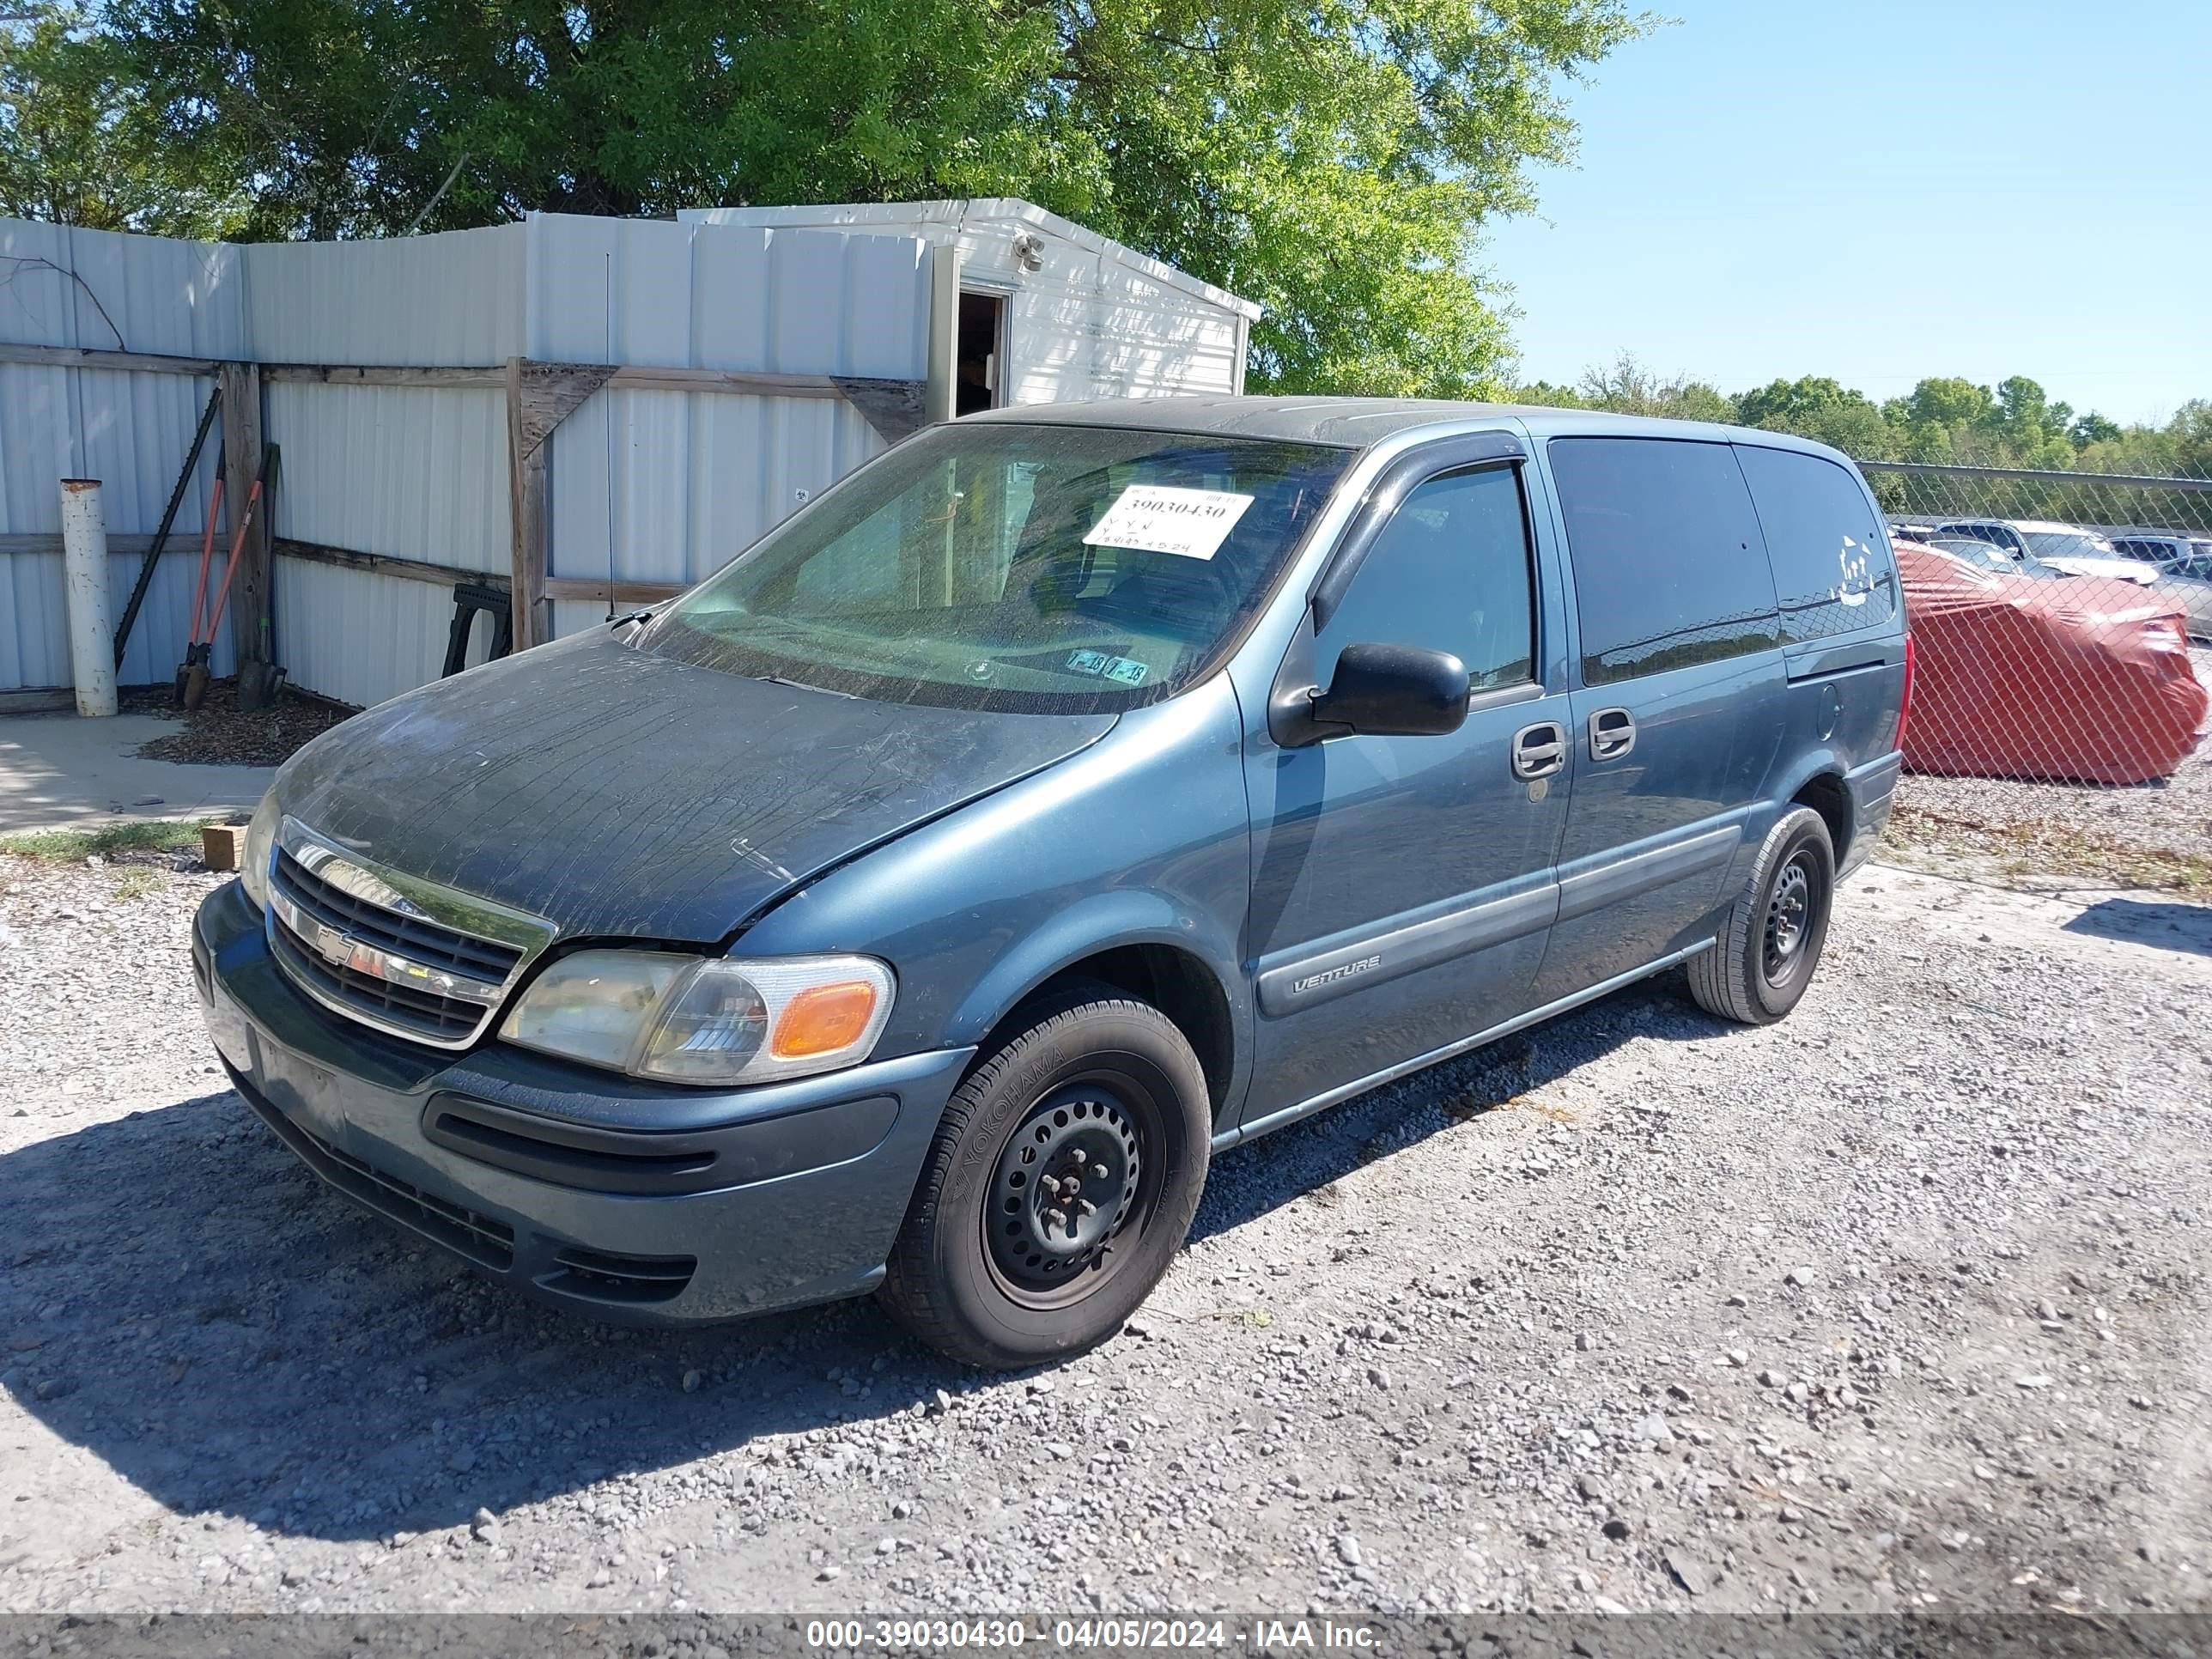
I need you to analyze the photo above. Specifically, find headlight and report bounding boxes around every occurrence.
[500,951,895,1086]
[239,790,280,910]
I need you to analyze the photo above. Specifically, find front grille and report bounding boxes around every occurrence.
[269,918,486,1042]
[299,1120,516,1270]
[275,847,523,981]
[267,838,538,1048]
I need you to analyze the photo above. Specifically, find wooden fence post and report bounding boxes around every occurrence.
[217,362,270,677]
[505,356,550,651]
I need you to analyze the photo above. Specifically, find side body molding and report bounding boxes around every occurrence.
[1255,872,1559,1016]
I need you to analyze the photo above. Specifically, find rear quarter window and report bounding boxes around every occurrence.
[1548,436,1780,686]
[1733,445,1898,643]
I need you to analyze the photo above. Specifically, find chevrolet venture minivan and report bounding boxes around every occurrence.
[195,399,1909,1368]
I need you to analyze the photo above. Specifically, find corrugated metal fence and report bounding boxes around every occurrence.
[0,213,930,708]
[0,220,245,690]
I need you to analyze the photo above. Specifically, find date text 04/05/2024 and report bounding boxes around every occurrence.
[801,1620,1382,1651]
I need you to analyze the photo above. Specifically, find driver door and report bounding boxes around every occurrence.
[1237,447,1576,1129]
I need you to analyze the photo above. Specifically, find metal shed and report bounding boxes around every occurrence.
[0,201,1257,713]
[679,198,1257,412]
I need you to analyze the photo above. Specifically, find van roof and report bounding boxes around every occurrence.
[962,396,1853,461]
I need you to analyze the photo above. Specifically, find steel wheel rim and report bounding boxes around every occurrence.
[983,1074,1164,1310]
[1763,854,1815,984]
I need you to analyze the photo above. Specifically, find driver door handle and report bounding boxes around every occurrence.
[1588,707,1637,761]
[1511,720,1566,781]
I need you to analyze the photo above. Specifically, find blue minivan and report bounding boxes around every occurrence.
[194,398,1909,1368]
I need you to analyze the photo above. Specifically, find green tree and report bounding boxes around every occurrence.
[2069,411,2122,450]
[80,0,1647,398]
[1734,374,1891,458]
[0,3,242,234]
[1907,377,1994,429]
[1573,352,1735,422]
[1507,380,1588,408]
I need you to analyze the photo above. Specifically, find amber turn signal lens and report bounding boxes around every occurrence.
[769,980,882,1058]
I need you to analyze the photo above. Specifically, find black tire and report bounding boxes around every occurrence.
[880,985,1210,1370]
[1686,805,1836,1026]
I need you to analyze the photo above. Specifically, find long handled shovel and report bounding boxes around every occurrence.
[173,463,227,707]
[178,461,268,712]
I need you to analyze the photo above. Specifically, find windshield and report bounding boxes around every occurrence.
[2022,529,2118,559]
[644,422,1351,713]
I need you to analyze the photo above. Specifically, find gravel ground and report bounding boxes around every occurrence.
[125,681,356,770]
[2,853,2209,1619]
[1889,644,2212,884]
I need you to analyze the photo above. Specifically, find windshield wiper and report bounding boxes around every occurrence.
[754,671,857,699]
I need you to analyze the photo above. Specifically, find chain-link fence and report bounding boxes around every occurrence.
[1851,460,2212,894]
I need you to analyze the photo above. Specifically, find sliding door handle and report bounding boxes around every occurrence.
[1588,707,1636,761]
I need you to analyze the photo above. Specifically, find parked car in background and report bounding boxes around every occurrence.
[1893,538,2207,783]
[1926,535,2069,580]
[1930,518,2158,584]
[2150,573,2212,642]
[2111,531,2212,580]
[2103,533,2212,639]
[194,400,1910,1369]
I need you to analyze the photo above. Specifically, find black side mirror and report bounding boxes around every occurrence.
[1310,642,1470,738]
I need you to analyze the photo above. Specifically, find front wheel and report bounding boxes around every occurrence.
[1686,805,1836,1025]
[879,988,1211,1369]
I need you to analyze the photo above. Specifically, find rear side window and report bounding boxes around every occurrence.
[1316,465,1534,691]
[1548,437,1779,686]
[1734,445,1897,642]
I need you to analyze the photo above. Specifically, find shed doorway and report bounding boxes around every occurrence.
[957,291,1007,415]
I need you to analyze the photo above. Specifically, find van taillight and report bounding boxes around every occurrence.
[1894,631,1915,753]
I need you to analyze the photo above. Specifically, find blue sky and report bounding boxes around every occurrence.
[1482,0,2212,424]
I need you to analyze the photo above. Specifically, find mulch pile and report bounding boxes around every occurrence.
[125,679,357,769]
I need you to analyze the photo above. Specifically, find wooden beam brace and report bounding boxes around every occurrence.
[513,360,619,463]
[598,363,928,442]
[262,362,507,388]
[540,577,686,606]
[0,340,219,376]
[0,532,161,556]
[275,537,505,591]
[833,375,928,443]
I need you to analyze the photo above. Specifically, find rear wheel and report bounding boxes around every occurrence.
[1686,805,1835,1025]
[880,987,1210,1369]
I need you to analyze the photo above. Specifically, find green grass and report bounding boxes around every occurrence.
[0,818,211,863]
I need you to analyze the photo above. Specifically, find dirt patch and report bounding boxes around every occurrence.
[124,679,356,769]
[1883,799,2212,897]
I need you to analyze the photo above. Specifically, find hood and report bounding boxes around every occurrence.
[277,628,1116,940]
[2043,556,2155,584]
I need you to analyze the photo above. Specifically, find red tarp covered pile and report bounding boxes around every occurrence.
[1895,539,2208,784]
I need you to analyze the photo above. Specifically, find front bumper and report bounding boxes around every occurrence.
[192,879,973,1325]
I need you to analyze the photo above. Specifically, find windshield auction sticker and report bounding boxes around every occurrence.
[1083,484,1255,561]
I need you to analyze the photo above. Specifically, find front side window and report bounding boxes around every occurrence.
[1315,465,1536,693]
[1734,445,1897,643]
[647,423,1351,713]
[1549,437,1780,686]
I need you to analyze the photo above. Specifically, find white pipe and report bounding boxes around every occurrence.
[59,477,118,717]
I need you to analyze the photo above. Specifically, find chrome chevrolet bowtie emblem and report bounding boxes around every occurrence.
[313,923,356,969]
